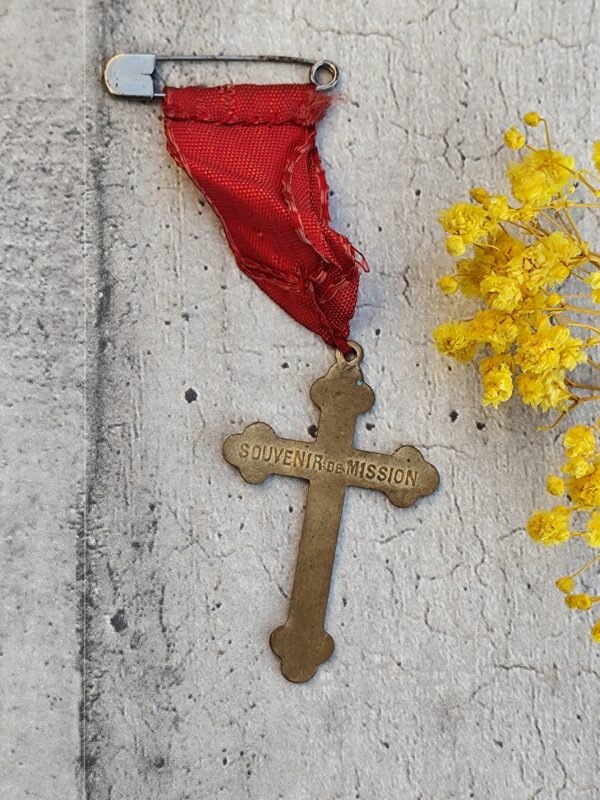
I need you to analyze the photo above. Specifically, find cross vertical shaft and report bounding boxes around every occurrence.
[270,391,364,681]
[270,472,346,681]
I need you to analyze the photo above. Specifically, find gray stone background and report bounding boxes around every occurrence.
[2,0,600,798]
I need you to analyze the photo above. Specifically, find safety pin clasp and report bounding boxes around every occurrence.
[105,53,157,98]
[104,53,340,99]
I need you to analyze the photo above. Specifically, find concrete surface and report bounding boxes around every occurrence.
[0,1,84,798]
[3,0,600,798]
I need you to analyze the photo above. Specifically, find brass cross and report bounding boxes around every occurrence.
[223,344,439,682]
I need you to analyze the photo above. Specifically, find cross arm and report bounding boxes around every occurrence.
[223,423,439,507]
[223,422,317,484]
[345,445,439,507]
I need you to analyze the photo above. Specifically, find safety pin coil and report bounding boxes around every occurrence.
[104,53,340,99]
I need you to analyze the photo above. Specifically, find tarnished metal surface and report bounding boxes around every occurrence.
[224,344,439,681]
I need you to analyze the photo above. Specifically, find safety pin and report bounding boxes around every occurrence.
[104,53,340,99]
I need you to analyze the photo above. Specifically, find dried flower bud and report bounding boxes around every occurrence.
[547,475,565,496]
[523,111,541,127]
[438,275,459,295]
[446,235,466,256]
[556,576,574,594]
[469,186,489,204]
[565,593,592,610]
[504,127,525,150]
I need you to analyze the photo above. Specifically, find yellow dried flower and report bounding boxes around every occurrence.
[439,202,494,250]
[515,204,537,222]
[547,475,565,496]
[562,455,594,479]
[446,234,466,256]
[515,319,586,375]
[586,272,600,304]
[483,194,513,222]
[434,114,600,646]
[593,141,600,173]
[586,512,600,548]
[507,149,575,206]
[564,424,596,460]
[527,506,571,546]
[480,274,522,311]
[516,371,569,412]
[565,593,592,610]
[470,186,489,204]
[504,126,525,150]
[523,111,541,127]
[453,258,482,297]
[494,229,528,261]
[568,465,600,507]
[434,111,600,644]
[438,275,459,295]
[470,310,518,353]
[433,321,479,363]
[556,576,574,594]
[479,355,513,407]
[529,232,583,288]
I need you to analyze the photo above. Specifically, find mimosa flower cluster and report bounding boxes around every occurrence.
[434,113,600,642]
[528,422,600,642]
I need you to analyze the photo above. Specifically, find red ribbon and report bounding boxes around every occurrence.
[163,84,368,351]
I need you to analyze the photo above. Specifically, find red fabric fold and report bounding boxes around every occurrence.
[163,84,368,350]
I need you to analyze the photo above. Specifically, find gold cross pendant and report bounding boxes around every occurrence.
[223,343,439,682]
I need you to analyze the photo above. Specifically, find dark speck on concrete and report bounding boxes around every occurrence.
[366,422,375,431]
[375,328,381,336]
[308,424,318,438]
[154,756,165,769]
[281,362,289,369]
[449,410,459,422]
[110,609,127,633]
[185,387,198,403]
[476,421,486,430]
[181,311,190,321]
